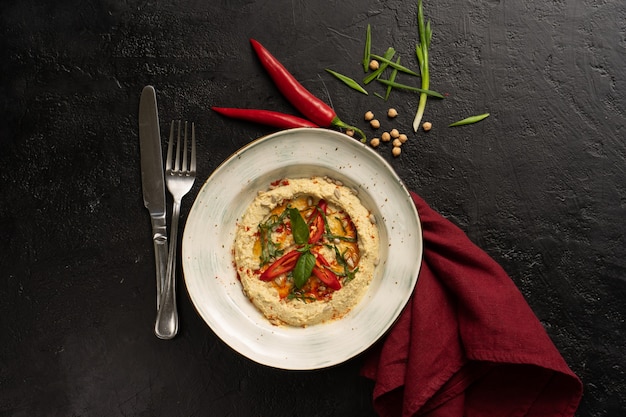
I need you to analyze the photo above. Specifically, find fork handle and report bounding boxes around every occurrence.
[155,199,181,339]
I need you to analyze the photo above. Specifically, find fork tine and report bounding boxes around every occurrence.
[182,121,189,172]
[166,121,175,172]
[174,120,182,172]
[190,122,196,174]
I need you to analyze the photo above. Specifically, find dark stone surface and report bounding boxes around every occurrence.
[1,0,625,415]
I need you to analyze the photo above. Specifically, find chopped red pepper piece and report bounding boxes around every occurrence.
[260,250,301,281]
[312,253,341,290]
[307,199,327,244]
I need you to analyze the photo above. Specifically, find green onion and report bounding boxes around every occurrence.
[363,24,371,72]
[376,79,444,98]
[384,56,401,101]
[258,210,287,265]
[370,54,420,77]
[448,113,490,127]
[363,47,395,85]
[325,69,368,95]
[413,0,432,132]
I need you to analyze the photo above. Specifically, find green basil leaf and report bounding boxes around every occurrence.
[288,207,309,245]
[293,251,316,289]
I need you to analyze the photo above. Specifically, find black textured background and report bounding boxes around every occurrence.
[1,0,625,416]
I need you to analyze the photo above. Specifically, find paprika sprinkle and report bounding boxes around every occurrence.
[250,39,367,142]
[211,107,318,129]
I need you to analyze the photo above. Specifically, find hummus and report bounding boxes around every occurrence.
[234,176,380,327]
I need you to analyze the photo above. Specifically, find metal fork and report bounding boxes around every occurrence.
[155,120,196,340]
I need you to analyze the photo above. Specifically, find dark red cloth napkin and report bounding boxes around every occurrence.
[362,192,583,417]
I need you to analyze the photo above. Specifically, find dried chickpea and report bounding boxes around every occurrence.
[392,147,402,157]
[398,133,408,143]
[370,119,381,129]
[381,131,391,142]
[390,128,400,138]
[392,138,402,147]
[422,121,432,131]
[364,111,374,121]
[370,138,380,148]
[387,108,398,118]
[369,60,380,70]
[345,129,355,137]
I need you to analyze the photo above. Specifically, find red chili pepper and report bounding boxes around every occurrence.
[250,39,366,142]
[260,250,301,281]
[312,253,341,290]
[211,107,318,129]
[307,199,327,244]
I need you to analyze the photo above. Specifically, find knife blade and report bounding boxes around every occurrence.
[139,85,168,310]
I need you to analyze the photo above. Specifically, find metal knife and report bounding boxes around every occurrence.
[139,85,168,310]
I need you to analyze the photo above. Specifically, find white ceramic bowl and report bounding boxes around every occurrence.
[182,128,422,370]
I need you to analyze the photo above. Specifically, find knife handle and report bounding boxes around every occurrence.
[151,217,168,310]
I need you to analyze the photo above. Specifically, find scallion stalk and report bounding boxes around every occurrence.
[369,54,420,77]
[363,24,371,72]
[384,57,401,101]
[448,113,490,127]
[413,0,432,132]
[377,79,443,98]
[325,69,369,95]
[364,47,395,84]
